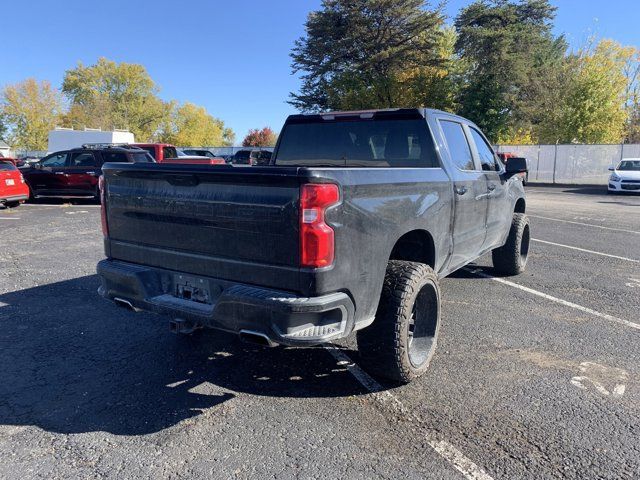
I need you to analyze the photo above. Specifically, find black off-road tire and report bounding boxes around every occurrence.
[357,260,441,384]
[491,213,530,275]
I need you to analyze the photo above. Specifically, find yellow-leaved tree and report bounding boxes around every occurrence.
[61,58,167,141]
[1,79,63,150]
[539,39,634,144]
[156,102,235,147]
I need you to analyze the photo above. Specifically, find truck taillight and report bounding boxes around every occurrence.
[300,183,340,268]
[99,175,108,236]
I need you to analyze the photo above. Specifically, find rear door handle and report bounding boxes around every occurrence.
[86,171,96,176]
[455,186,468,196]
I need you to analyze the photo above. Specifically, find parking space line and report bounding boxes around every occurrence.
[529,215,640,235]
[532,238,640,263]
[324,345,495,480]
[0,217,20,220]
[466,268,640,331]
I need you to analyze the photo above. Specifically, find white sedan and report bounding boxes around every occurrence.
[608,158,640,193]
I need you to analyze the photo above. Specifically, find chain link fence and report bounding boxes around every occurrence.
[8,143,639,186]
[495,144,640,185]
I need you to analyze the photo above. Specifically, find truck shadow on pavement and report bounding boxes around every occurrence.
[0,276,367,436]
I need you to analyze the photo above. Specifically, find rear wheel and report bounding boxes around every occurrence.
[5,201,20,208]
[492,213,530,275]
[357,260,440,384]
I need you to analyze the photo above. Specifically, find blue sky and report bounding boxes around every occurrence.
[1,0,638,144]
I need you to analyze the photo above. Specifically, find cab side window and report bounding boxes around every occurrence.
[469,128,500,172]
[40,152,68,168]
[439,120,475,171]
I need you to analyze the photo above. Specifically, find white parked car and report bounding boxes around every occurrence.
[608,159,640,193]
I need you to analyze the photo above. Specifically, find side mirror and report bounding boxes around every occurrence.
[608,166,615,171]
[35,163,42,169]
[505,157,527,175]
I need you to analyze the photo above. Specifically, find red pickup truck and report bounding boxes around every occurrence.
[132,144,225,165]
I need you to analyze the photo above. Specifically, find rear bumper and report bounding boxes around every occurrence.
[0,193,28,203]
[97,259,355,345]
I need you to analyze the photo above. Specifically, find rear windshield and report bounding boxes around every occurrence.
[275,118,439,167]
[139,147,156,159]
[234,150,251,159]
[0,161,16,171]
[132,152,154,163]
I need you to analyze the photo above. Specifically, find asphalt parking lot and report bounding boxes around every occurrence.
[1,186,639,479]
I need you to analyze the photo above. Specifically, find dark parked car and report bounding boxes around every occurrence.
[22,145,153,200]
[98,108,529,384]
[232,149,272,166]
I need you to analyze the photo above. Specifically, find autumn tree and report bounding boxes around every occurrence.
[536,39,633,144]
[290,0,445,112]
[61,58,167,141]
[156,102,235,146]
[623,47,640,142]
[0,114,7,141]
[242,127,278,147]
[1,78,63,150]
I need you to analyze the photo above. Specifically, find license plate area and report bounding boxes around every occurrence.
[5,179,15,186]
[173,274,211,304]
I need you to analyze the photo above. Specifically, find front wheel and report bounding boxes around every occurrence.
[357,260,441,384]
[5,201,21,208]
[492,213,530,275]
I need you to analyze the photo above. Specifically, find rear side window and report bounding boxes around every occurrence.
[132,152,154,163]
[469,127,500,172]
[439,121,475,171]
[163,147,177,159]
[102,152,128,163]
[275,119,438,167]
[69,152,99,167]
[0,161,16,171]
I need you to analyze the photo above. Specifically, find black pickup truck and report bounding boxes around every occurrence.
[97,108,529,383]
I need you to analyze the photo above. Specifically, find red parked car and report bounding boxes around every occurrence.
[0,157,26,167]
[0,160,30,208]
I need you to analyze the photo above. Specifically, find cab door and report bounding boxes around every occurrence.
[467,127,512,250]
[25,152,69,196]
[65,151,101,196]
[437,119,488,270]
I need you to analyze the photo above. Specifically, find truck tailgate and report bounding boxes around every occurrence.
[102,164,302,289]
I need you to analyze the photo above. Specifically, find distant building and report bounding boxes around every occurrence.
[0,139,11,157]
[47,127,135,152]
